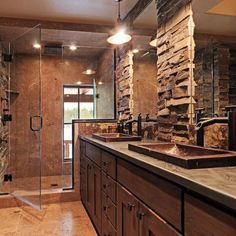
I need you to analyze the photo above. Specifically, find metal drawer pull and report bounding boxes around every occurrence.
[127,202,135,211]
[137,212,145,220]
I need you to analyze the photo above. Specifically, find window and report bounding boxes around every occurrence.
[63,85,95,160]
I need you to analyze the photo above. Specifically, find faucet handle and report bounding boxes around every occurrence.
[195,108,205,112]
[225,105,236,112]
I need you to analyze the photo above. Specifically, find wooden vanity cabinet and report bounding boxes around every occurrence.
[117,184,139,236]
[117,184,180,236]
[80,139,236,236]
[185,194,236,236]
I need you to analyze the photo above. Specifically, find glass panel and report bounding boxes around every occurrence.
[80,102,94,119]
[0,41,10,195]
[64,103,78,123]
[64,124,72,160]
[9,26,42,209]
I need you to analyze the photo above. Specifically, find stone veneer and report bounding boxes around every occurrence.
[116,44,134,120]
[156,1,196,143]
[0,43,9,186]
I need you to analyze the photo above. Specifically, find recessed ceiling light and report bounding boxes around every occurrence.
[69,45,77,51]
[132,49,139,54]
[33,43,41,49]
[82,69,96,75]
[98,81,103,85]
[76,81,82,85]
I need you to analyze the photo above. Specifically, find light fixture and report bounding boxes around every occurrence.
[98,81,103,85]
[82,69,96,75]
[33,43,41,49]
[132,49,139,54]
[69,45,77,51]
[107,0,132,45]
[149,35,157,47]
[76,81,82,85]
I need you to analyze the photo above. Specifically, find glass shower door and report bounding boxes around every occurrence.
[9,26,42,209]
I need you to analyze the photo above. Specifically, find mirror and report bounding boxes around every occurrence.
[193,0,236,117]
[131,0,158,118]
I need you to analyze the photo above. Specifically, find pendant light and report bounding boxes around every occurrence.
[107,0,132,45]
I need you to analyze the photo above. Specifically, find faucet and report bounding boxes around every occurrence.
[195,106,236,151]
[124,113,142,136]
[145,114,158,122]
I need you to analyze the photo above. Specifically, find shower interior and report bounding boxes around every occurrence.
[0,25,73,210]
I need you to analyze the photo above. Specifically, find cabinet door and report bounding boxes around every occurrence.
[185,194,236,236]
[86,158,94,215]
[92,163,102,234]
[80,155,87,206]
[117,184,139,236]
[139,202,181,236]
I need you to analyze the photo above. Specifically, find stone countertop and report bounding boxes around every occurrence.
[81,136,236,212]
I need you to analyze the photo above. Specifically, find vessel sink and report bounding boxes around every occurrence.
[92,133,142,142]
[128,142,236,169]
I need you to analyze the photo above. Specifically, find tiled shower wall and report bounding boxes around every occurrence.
[0,43,9,186]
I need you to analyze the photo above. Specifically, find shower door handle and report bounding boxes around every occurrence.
[30,115,42,131]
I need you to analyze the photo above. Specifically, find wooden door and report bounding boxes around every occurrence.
[139,202,181,236]
[92,162,102,234]
[117,184,139,236]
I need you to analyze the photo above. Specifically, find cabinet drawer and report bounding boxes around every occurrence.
[102,213,117,236]
[185,194,236,236]
[102,172,116,203]
[102,151,116,179]
[102,192,117,228]
[86,143,101,166]
[117,159,182,231]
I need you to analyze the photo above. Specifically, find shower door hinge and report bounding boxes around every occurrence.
[3,54,13,62]
[4,174,12,182]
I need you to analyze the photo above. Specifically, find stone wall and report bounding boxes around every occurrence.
[229,49,236,105]
[194,41,236,116]
[156,2,196,143]
[0,43,9,186]
[116,44,134,120]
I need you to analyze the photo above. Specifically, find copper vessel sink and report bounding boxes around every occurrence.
[128,143,236,169]
[92,133,142,142]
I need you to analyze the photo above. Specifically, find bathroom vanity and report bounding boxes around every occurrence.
[80,136,236,236]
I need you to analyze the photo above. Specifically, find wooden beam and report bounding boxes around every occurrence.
[123,0,154,25]
[0,17,112,33]
[0,17,155,36]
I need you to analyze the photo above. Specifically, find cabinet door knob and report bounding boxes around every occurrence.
[137,212,145,220]
[127,202,135,211]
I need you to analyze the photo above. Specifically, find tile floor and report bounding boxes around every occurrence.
[0,201,97,236]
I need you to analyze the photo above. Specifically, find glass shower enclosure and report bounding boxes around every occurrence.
[0,25,42,209]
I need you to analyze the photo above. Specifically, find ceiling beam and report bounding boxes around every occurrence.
[0,17,155,36]
[123,0,154,26]
[0,17,112,33]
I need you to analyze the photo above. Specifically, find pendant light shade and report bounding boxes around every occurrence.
[107,0,132,45]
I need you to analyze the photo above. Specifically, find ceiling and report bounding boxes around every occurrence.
[0,0,157,57]
[134,1,157,29]
[193,0,236,36]
[0,0,139,25]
